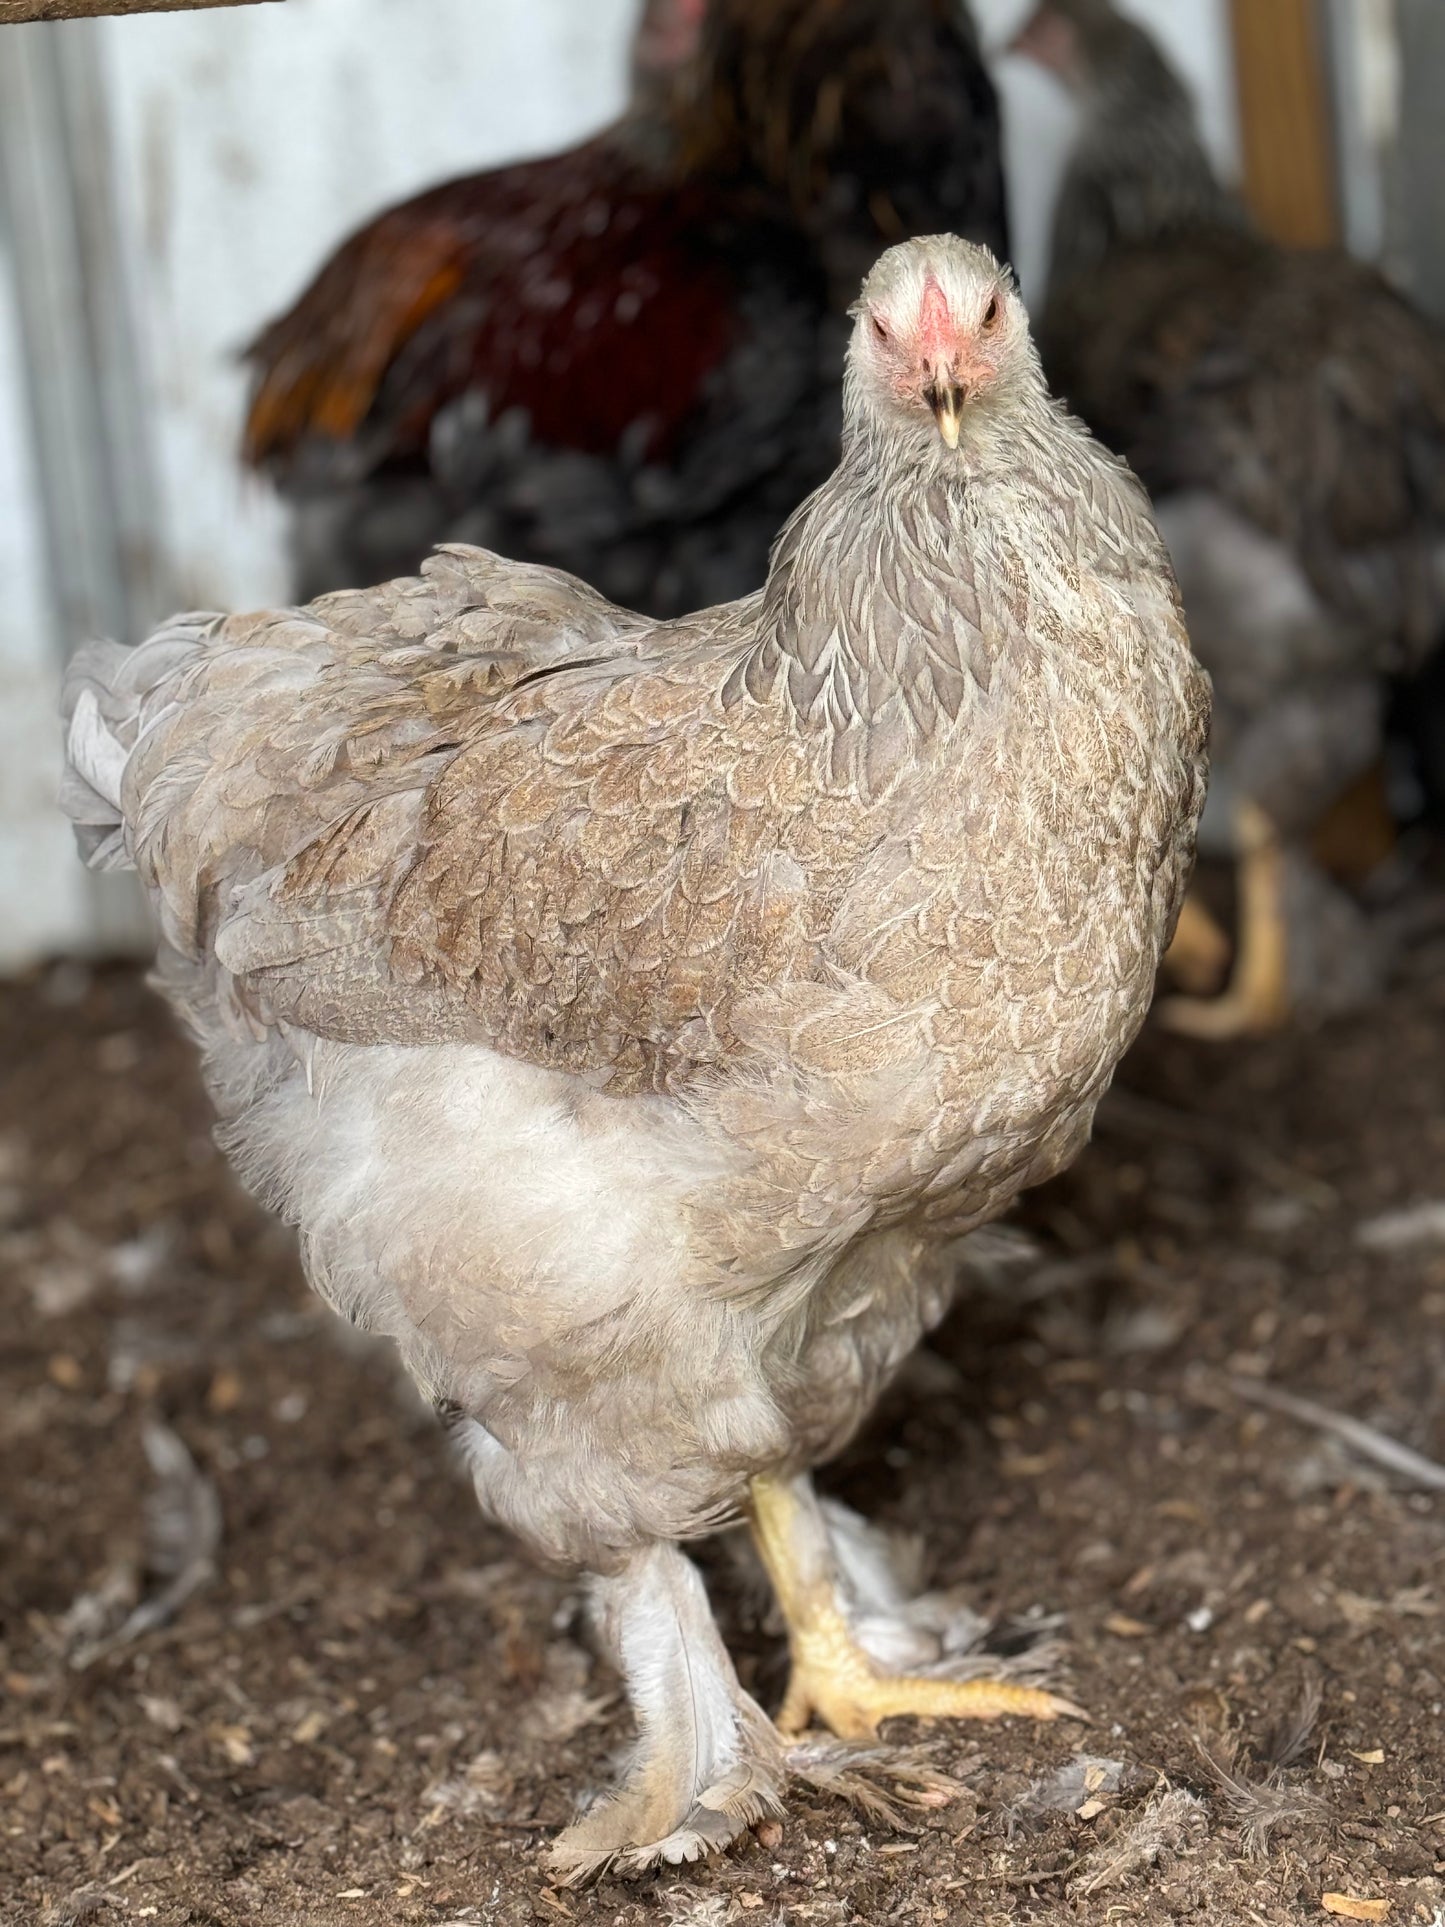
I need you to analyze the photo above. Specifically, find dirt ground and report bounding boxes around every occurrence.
[3,951,1445,1927]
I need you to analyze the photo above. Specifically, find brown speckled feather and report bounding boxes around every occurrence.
[116,434,1198,1130]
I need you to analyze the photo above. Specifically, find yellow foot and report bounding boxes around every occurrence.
[777,1609,1085,1739]
[1164,892,1232,996]
[748,1471,1086,1743]
[1155,985,1287,1040]
[1158,801,1290,1039]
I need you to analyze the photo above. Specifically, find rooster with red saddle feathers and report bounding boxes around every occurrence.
[242,0,1009,613]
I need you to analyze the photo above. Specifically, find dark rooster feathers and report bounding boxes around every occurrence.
[241,0,1008,614]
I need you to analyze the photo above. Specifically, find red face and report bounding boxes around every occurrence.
[866,272,1006,448]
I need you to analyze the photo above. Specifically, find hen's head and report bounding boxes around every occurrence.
[850,236,1036,452]
[632,0,708,81]
[629,0,710,132]
[1010,0,1153,97]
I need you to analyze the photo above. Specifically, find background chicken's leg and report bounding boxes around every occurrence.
[1159,800,1291,1038]
[748,1472,1083,1738]
[1164,893,1233,995]
[548,1543,782,1883]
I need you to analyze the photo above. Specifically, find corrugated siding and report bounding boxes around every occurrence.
[0,235,94,965]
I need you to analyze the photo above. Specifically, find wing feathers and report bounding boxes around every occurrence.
[58,544,849,1092]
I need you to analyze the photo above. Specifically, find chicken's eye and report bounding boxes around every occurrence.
[871,314,890,343]
[981,294,1001,331]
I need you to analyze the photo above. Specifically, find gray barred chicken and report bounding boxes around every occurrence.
[63,237,1207,1878]
[1017,0,1445,1035]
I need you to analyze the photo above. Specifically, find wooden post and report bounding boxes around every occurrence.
[2,0,280,21]
[1396,0,1445,318]
[1228,0,1340,246]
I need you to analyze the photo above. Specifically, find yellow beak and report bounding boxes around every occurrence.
[930,382,965,450]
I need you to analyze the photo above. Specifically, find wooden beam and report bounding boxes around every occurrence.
[1228,0,1340,247]
[1,0,279,21]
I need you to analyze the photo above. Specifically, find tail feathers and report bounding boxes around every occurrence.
[59,619,217,872]
[61,685,132,871]
[65,687,128,810]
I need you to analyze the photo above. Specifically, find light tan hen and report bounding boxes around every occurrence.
[62,236,1208,1878]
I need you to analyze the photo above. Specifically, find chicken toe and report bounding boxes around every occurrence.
[749,1473,1085,1740]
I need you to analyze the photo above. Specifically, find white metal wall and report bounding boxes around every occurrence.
[0,0,1234,967]
[0,235,93,965]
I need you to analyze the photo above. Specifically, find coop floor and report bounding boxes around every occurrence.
[2,960,1444,1927]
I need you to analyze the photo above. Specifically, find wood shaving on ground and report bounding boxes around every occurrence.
[1321,1895,1391,1921]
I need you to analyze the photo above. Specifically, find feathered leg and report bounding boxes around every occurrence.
[748,1472,1084,1739]
[548,1543,783,1885]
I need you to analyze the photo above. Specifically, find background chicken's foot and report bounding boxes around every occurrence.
[1163,893,1233,995]
[1159,801,1290,1037]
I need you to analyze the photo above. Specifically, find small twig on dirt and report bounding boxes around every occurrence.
[156,1752,204,1804]
[0,1720,79,1747]
[1226,1376,1445,1493]
[1003,1856,1081,1886]
[230,1578,324,1630]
